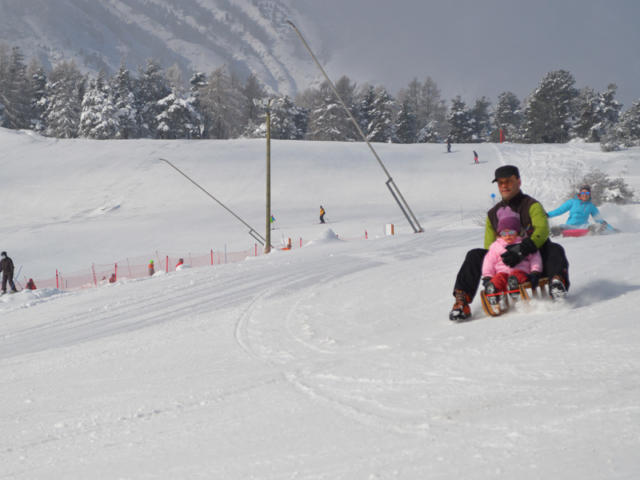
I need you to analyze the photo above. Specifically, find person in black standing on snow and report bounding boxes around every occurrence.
[0,251,18,294]
[447,138,452,153]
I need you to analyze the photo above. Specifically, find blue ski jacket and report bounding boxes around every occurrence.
[547,197,604,226]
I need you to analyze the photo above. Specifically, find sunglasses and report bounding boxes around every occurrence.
[500,229,518,237]
[578,190,590,196]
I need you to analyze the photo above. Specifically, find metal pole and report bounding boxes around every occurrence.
[265,101,272,253]
[286,19,423,233]
[159,158,271,247]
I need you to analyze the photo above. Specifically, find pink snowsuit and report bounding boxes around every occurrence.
[482,236,542,291]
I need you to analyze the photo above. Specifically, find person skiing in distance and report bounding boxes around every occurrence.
[449,165,570,321]
[546,184,609,235]
[148,260,155,276]
[473,150,479,164]
[26,278,37,290]
[481,214,542,306]
[0,251,18,294]
[319,205,326,224]
[176,258,184,270]
[447,138,452,153]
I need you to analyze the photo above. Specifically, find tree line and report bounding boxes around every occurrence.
[1,44,640,149]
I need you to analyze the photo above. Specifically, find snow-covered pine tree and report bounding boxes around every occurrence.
[573,84,622,143]
[612,100,640,147]
[397,77,448,142]
[447,96,473,143]
[110,64,138,139]
[365,86,396,143]
[395,98,417,144]
[306,76,359,141]
[494,91,522,142]
[356,84,376,137]
[522,69,578,143]
[155,90,200,139]
[242,73,266,130]
[0,46,31,129]
[469,96,492,142]
[79,73,119,139]
[27,59,47,132]
[135,59,171,138]
[42,61,84,138]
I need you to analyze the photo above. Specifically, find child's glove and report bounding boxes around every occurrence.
[501,238,537,267]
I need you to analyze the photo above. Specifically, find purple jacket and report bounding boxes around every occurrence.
[482,236,543,277]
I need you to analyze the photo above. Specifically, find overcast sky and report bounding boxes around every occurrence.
[298,0,640,108]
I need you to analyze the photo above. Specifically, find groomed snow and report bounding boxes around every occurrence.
[1,128,639,479]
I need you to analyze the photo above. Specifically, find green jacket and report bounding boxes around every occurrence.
[484,191,549,250]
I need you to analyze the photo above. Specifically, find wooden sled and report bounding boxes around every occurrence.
[480,277,549,317]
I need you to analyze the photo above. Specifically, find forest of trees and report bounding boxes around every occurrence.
[1,43,640,150]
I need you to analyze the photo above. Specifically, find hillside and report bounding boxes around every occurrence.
[1,129,640,478]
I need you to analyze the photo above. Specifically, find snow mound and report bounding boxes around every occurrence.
[306,228,342,246]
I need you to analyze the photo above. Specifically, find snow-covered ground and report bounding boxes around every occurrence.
[1,128,639,479]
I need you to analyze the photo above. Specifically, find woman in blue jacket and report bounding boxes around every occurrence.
[547,184,608,235]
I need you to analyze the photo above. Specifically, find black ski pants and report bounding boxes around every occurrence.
[452,240,570,300]
[2,274,16,293]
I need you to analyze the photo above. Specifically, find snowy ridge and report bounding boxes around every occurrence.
[1,128,640,478]
[0,0,321,95]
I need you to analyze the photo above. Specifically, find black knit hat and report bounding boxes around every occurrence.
[579,184,591,192]
[0,251,6,257]
[492,165,520,183]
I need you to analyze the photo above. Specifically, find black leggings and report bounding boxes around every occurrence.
[452,240,570,299]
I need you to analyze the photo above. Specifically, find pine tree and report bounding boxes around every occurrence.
[135,59,171,138]
[469,96,492,142]
[447,96,473,142]
[27,59,47,132]
[494,91,522,141]
[366,86,396,143]
[522,69,578,143]
[198,66,245,139]
[574,84,622,142]
[111,64,138,139]
[395,99,417,144]
[307,76,359,141]
[397,76,448,142]
[79,74,119,139]
[155,90,200,139]
[42,61,84,138]
[0,46,31,129]
[612,101,640,147]
[242,73,266,128]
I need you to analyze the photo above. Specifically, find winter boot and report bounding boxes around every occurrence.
[485,282,499,306]
[549,275,568,300]
[449,289,472,321]
[507,275,520,300]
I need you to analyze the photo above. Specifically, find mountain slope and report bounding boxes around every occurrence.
[0,0,321,95]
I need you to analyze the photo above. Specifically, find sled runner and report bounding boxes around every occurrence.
[480,277,549,317]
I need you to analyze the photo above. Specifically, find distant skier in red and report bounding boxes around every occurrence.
[473,150,479,164]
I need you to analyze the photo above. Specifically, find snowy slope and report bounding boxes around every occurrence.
[1,128,640,478]
[0,0,320,95]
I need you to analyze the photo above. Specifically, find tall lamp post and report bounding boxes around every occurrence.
[257,98,274,253]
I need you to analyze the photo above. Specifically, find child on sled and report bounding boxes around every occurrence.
[481,214,543,306]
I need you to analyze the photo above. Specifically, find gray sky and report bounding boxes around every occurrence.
[298,0,640,108]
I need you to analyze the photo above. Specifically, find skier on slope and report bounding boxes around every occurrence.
[0,251,18,294]
[449,165,570,321]
[319,206,326,224]
[546,184,610,236]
